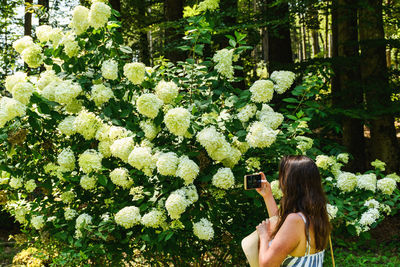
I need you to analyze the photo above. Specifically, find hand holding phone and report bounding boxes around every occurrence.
[255,172,272,198]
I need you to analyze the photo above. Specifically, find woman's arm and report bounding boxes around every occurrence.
[257,172,279,217]
[257,213,303,267]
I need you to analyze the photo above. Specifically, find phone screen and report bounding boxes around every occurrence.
[244,174,262,190]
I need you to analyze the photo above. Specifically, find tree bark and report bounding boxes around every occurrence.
[24,0,32,36]
[138,0,150,65]
[359,0,400,172]
[332,0,366,171]
[265,0,293,71]
[164,0,184,61]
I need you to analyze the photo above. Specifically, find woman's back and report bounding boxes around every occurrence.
[279,212,324,267]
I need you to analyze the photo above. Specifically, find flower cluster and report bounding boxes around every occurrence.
[141,209,166,228]
[246,121,278,148]
[110,168,133,189]
[336,172,357,192]
[80,175,97,190]
[115,206,141,229]
[155,80,179,104]
[326,204,338,220]
[256,104,284,130]
[176,156,200,185]
[88,2,111,29]
[164,107,191,136]
[0,97,26,128]
[57,147,76,172]
[356,173,377,192]
[78,149,103,173]
[110,137,135,162]
[377,177,397,195]
[295,136,313,154]
[237,104,257,123]
[90,83,114,106]
[124,62,146,85]
[213,48,234,79]
[271,180,283,199]
[128,146,156,176]
[371,159,386,171]
[249,80,274,103]
[165,185,198,219]
[212,167,235,189]
[74,110,102,140]
[101,59,118,80]
[136,93,163,119]
[193,218,214,240]
[269,70,296,94]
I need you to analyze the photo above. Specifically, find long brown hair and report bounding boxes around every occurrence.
[271,155,331,251]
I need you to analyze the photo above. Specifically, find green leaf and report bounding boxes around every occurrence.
[283,98,299,103]
[98,175,108,186]
[165,232,174,241]
[119,46,132,54]
[286,114,297,120]
[229,39,236,47]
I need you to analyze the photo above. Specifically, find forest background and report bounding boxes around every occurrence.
[1,0,400,265]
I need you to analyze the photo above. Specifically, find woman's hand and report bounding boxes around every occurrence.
[256,219,272,242]
[256,172,272,199]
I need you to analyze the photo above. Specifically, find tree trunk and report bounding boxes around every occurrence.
[109,0,121,13]
[266,0,293,71]
[331,0,366,171]
[164,0,184,62]
[301,14,307,61]
[325,1,329,58]
[138,0,150,65]
[359,0,400,172]
[24,0,32,36]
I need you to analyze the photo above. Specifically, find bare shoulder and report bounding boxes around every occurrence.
[282,213,304,229]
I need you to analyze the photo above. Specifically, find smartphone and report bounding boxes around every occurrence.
[244,174,262,190]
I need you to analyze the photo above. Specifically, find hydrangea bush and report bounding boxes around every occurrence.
[0,0,399,265]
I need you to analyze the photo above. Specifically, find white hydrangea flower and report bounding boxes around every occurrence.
[221,146,242,168]
[36,70,59,91]
[129,186,145,201]
[88,2,111,29]
[212,167,235,189]
[90,83,114,106]
[13,36,34,53]
[124,62,146,85]
[0,97,27,128]
[20,43,43,68]
[181,184,199,203]
[336,153,349,164]
[64,99,83,114]
[193,218,214,240]
[36,25,52,43]
[196,126,226,152]
[98,140,112,158]
[315,155,335,170]
[232,136,250,154]
[176,156,199,185]
[336,172,357,192]
[8,82,35,105]
[58,116,76,136]
[165,190,189,219]
[237,104,257,122]
[31,215,45,230]
[386,173,400,183]
[295,136,313,154]
[139,120,160,140]
[101,59,118,80]
[197,0,220,11]
[115,206,141,229]
[377,177,397,195]
[14,205,29,224]
[24,179,36,193]
[141,209,166,228]
[128,146,155,176]
[164,107,191,136]
[110,168,133,189]
[60,191,75,204]
[76,213,92,229]
[57,147,76,172]
[356,173,377,192]
[359,208,380,228]
[107,126,129,141]
[73,110,102,140]
[110,137,135,163]
[326,204,338,220]
[5,72,27,92]
[9,177,23,189]
[54,80,82,105]
[136,93,163,119]
[256,109,284,130]
[49,28,63,45]
[78,149,103,173]
[156,152,179,176]
[270,70,296,94]
[61,32,79,58]
[371,159,386,171]
[364,199,380,209]
[155,80,179,104]
[213,48,234,79]
[249,80,274,103]
[65,208,78,220]
[271,180,283,199]
[80,175,97,190]
[246,121,278,148]
[70,6,90,35]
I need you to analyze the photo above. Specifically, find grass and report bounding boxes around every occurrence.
[324,240,400,267]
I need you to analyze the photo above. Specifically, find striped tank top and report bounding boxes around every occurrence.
[269,212,325,267]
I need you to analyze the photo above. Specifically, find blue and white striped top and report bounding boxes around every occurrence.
[269,213,325,267]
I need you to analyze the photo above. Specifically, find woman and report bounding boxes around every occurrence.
[256,155,331,267]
